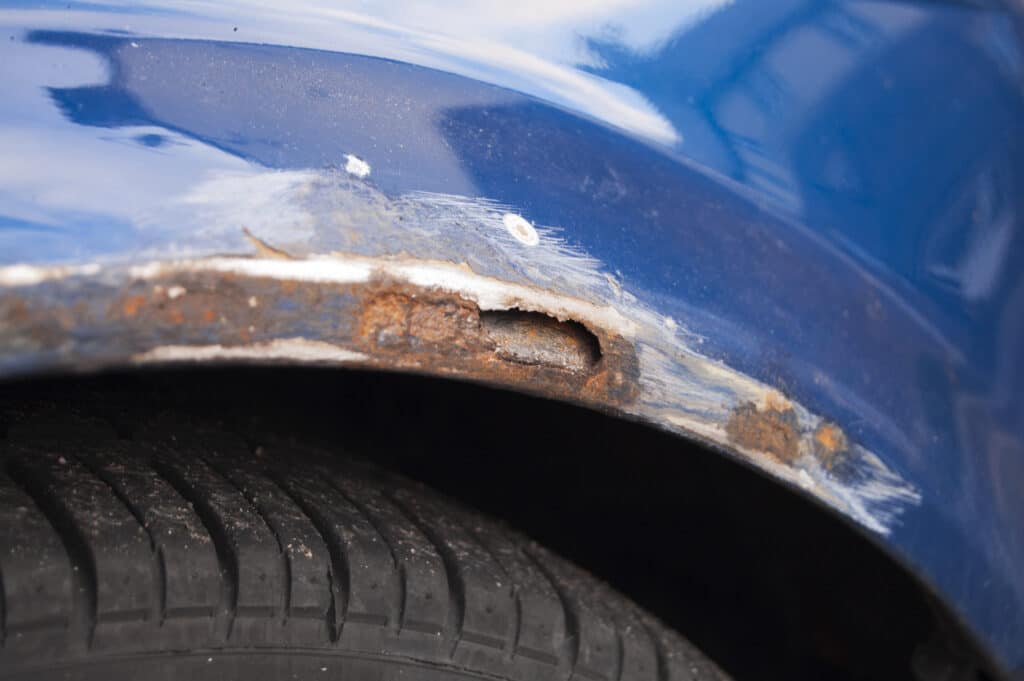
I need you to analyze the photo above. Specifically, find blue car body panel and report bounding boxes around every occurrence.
[1,0,1022,673]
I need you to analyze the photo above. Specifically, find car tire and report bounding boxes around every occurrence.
[0,411,727,681]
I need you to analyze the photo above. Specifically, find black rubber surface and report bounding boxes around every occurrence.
[0,411,727,681]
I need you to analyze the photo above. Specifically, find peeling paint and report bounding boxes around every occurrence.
[0,169,921,535]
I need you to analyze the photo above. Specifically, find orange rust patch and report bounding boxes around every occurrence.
[358,289,484,355]
[813,422,849,469]
[120,294,147,317]
[725,401,801,463]
[814,423,845,453]
[352,280,638,407]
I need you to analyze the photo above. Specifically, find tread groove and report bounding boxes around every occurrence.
[523,546,580,681]
[385,490,466,658]
[640,618,670,681]
[154,547,168,625]
[5,458,97,650]
[509,586,523,659]
[0,561,6,647]
[201,456,291,623]
[457,514,518,656]
[148,457,238,642]
[613,627,625,681]
[72,452,166,626]
[266,470,348,642]
[0,412,729,681]
[320,473,404,635]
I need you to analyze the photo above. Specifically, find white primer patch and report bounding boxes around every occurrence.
[344,154,371,178]
[133,338,368,364]
[502,213,540,246]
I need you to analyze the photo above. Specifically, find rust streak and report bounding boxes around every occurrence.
[243,227,295,260]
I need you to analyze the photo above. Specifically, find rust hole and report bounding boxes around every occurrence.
[480,309,602,373]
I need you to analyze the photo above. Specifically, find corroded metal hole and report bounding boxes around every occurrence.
[480,310,601,372]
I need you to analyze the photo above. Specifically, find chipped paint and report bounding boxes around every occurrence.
[0,168,920,535]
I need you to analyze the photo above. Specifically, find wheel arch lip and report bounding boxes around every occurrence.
[2,1,1024,673]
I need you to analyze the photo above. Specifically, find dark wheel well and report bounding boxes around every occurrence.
[0,367,998,681]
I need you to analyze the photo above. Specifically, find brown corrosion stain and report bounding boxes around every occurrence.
[725,401,801,464]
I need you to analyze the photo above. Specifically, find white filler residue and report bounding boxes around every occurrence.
[344,154,371,178]
[502,213,539,246]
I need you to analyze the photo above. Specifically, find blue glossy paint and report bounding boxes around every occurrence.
[1,0,1022,672]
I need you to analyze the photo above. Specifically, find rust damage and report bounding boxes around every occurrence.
[725,395,854,471]
[353,280,637,406]
[725,400,801,464]
[0,268,640,411]
[813,422,850,470]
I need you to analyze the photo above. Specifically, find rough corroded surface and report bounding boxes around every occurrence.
[725,401,801,464]
[351,281,638,408]
[0,271,640,413]
[813,423,850,470]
